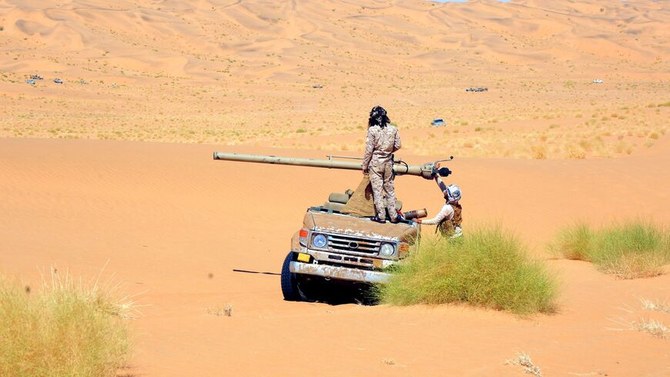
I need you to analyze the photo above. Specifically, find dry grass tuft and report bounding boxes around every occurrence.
[506,352,543,376]
[207,303,233,317]
[550,220,670,279]
[531,145,547,159]
[641,298,670,314]
[633,319,669,339]
[0,268,133,377]
[601,253,667,279]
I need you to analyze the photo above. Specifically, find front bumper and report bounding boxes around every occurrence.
[289,261,391,284]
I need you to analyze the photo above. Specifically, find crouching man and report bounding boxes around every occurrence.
[416,172,462,238]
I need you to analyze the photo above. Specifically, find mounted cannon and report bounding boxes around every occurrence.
[213,151,451,217]
[212,152,452,179]
[212,151,454,303]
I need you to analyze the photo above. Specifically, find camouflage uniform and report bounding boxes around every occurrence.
[435,203,462,237]
[362,123,401,221]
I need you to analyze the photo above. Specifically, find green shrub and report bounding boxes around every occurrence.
[378,226,558,315]
[551,220,670,279]
[548,222,593,260]
[0,271,132,377]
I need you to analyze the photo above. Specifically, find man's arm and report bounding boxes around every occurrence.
[419,204,454,225]
[393,127,401,152]
[435,175,448,194]
[361,128,375,172]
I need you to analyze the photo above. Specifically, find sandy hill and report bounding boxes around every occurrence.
[1,0,668,158]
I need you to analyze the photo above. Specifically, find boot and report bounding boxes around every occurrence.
[370,215,386,224]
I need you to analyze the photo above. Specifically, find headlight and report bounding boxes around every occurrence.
[380,243,395,257]
[312,234,328,249]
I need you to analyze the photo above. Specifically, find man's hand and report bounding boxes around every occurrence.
[431,162,441,178]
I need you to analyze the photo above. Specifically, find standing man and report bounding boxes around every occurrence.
[362,105,402,223]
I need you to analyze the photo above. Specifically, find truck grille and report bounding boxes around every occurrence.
[326,234,380,254]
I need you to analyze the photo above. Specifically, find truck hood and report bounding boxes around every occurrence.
[305,211,418,242]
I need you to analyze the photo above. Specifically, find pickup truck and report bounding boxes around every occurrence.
[281,192,419,302]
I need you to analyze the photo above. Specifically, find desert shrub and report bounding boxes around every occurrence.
[531,145,547,160]
[548,222,593,260]
[566,145,586,159]
[0,271,132,377]
[550,220,670,279]
[378,225,558,315]
[634,319,669,339]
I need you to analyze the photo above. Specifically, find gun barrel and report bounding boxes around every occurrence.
[213,152,362,170]
[213,152,439,179]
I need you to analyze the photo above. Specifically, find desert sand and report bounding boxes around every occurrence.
[1,1,669,376]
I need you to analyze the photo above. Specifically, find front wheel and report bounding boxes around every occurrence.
[281,252,300,301]
[280,252,319,302]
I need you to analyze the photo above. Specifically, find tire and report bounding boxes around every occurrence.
[281,252,301,301]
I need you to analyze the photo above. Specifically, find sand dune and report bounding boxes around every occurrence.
[2,137,670,376]
[1,1,670,376]
[1,0,667,158]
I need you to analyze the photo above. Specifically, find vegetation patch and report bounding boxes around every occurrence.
[550,220,670,279]
[0,270,132,377]
[506,352,543,377]
[377,225,558,315]
[207,303,233,317]
[641,298,670,314]
[634,319,669,339]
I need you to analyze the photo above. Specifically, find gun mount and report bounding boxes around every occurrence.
[213,151,453,303]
